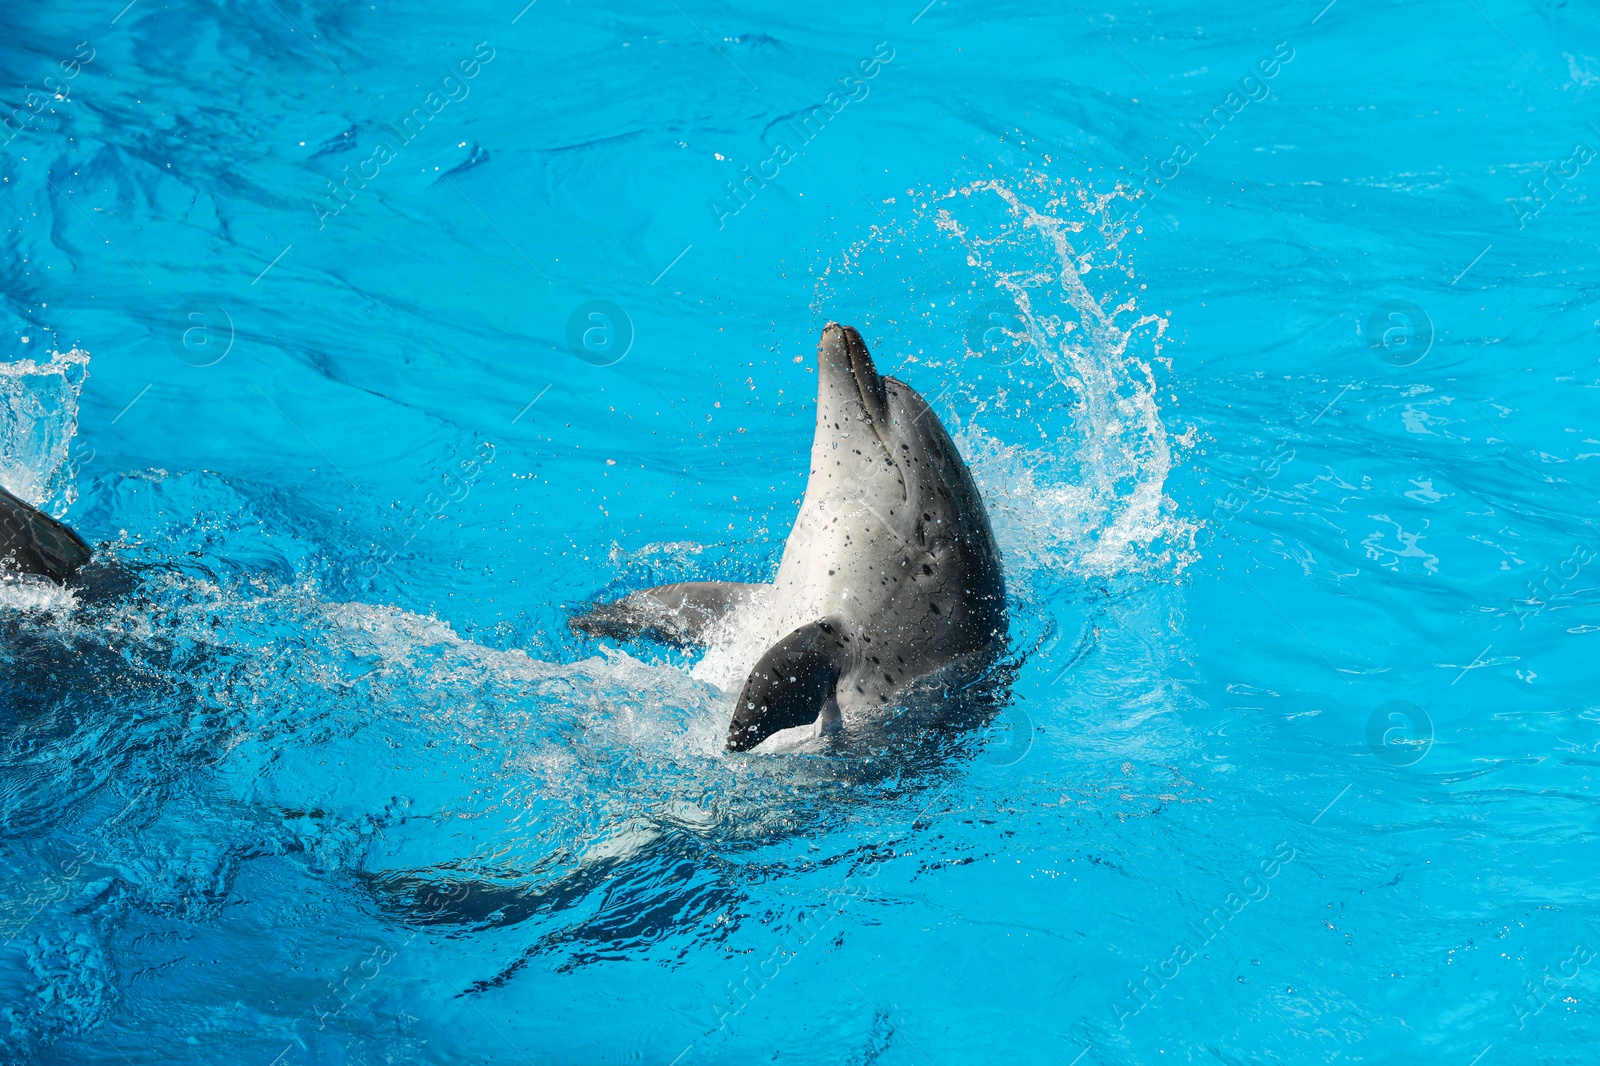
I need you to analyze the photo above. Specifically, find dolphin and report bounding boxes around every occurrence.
[573,323,1008,752]
[0,484,93,584]
[0,484,141,612]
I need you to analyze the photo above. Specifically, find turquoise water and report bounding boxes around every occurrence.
[3,0,1599,1061]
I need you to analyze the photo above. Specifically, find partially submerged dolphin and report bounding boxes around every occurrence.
[574,323,1008,751]
[0,484,92,584]
[0,484,139,611]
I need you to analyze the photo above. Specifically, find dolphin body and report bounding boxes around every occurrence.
[1,484,141,611]
[574,323,1008,752]
[0,484,93,585]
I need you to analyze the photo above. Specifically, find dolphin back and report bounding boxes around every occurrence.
[0,485,92,583]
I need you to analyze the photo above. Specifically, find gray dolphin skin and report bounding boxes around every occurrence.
[573,323,1008,752]
[0,484,92,584]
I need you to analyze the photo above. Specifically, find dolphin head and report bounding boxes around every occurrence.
[815,323,890,447]
[810,323,908,519]
[809,322,1005,610]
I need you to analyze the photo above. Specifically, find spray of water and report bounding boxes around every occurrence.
[0,347,90,517]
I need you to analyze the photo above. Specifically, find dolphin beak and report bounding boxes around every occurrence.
[819,323,890,427]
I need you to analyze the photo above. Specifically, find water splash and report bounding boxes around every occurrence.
[0,348,90,517]
[812,171,1194,596]
[0,575,79,615]
[932,175,1192,587]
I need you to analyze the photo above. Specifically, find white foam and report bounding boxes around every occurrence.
[688,590,776,694]
[0,574,79,616]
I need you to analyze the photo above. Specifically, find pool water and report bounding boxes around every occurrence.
[3,0,1599,1062]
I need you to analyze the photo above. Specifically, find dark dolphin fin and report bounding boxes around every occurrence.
[726,617,851,752]
[570,581,765,646]
[0,485,91,583]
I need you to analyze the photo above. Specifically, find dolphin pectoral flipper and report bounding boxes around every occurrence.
[570,581,766,646]
[0,485,92,583]
[726,618,850,752]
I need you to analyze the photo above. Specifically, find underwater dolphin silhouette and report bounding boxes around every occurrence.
[573,323,1008,751]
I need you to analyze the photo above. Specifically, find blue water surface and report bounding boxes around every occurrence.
[3,0,1599,1062]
